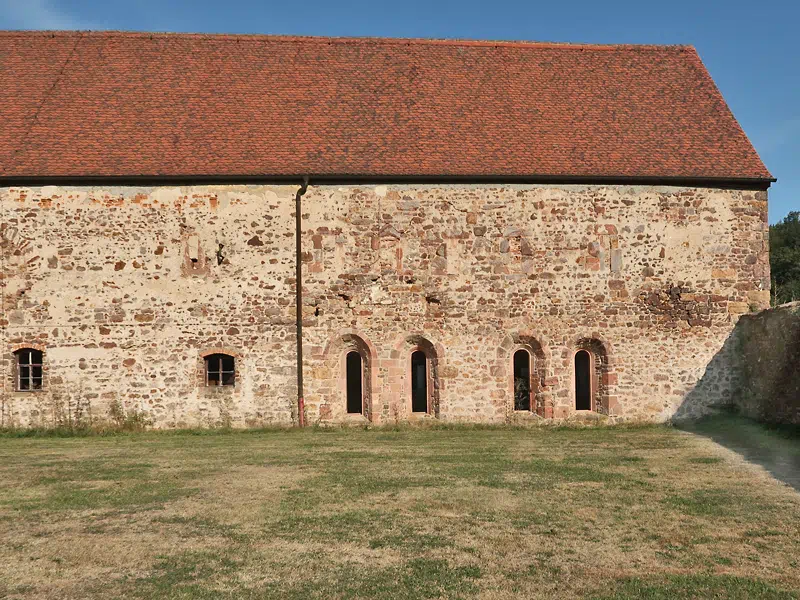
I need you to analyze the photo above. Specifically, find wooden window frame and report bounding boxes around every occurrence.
[204,353,236,387]
[14,348,44,392]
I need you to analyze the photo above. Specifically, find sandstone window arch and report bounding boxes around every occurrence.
[205,353,235,387]
[400,335,441,418]
[14,348,43,391]
[573,339,609,413]
[336,333,374,421]
[503,335,547,416]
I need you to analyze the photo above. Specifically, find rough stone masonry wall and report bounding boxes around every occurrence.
[1,183,769,428]
[1,185,298,428]
[301,184,770,424]
[730,302,800,424]
[675,302,800,425]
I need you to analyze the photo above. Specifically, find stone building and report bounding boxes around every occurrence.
[0,31,773,428]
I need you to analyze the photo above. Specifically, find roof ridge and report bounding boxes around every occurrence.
[0,30,692,51]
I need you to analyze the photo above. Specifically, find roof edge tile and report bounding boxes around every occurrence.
[0,29,693,51]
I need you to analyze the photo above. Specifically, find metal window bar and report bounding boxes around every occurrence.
[16,349,43,391]
[205,354,235,387]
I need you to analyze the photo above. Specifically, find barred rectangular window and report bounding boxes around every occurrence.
[205,354,235,387]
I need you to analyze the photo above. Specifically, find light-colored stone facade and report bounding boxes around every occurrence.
[0,183,770,428]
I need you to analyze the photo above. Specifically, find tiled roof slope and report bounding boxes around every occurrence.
[0,31,772,181]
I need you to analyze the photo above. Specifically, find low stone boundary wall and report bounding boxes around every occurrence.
[675,302,800,425]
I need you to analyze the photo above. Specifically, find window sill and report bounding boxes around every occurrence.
[409,411,433,419]
[572,410,603,419]
[201,385,237,394]
[511,410,545,419]
[343,413,369,423]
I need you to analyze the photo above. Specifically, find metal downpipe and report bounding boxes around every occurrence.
[295,176,309,427]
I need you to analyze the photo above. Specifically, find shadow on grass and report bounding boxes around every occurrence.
[676,414,800,492]
[591,574,797,599]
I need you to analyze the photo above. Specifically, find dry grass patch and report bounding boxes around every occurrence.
[1,420,799,599]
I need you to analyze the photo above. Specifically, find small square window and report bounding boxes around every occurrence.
[204,353,235,387]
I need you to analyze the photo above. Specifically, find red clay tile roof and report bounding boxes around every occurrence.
[0,31,772,182]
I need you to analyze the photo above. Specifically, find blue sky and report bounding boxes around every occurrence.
[1,0,797,223]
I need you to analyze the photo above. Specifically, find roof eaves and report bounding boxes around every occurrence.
[0,173,776,189]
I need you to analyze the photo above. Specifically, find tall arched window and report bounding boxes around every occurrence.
[14,348,43,391]
[575,350,592,410]
[346,351,363,414]
[513,349,531,411]
[573,338,610,414]
[205,353,235,386]
[502,335,546,417]
[411,350,429,413]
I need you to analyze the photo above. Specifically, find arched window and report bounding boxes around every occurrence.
[573,338,610,414]
[411,350,429,413]
[346,351,363,414]
[502,335,546,417]
[14,348,43,391]
[205,353,235,386]
[329,333,374,421]
[513,349,531,411]
[575,350,592,410]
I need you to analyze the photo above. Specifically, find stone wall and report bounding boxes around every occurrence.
[301,184,770,424]
[0,183,770,427]
[1,185,298,428]
[675,302,800,425]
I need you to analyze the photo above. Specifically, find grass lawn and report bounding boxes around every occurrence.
[1,419,799,599]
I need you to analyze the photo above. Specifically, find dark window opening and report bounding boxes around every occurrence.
[411,351,428,413]
[575,350,592,410]
[346,351,363,414]
[205,353,235,386]
[513,349,531,411]
[15,348,43,391]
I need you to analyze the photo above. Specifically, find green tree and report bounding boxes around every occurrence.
[770,211,800,305]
